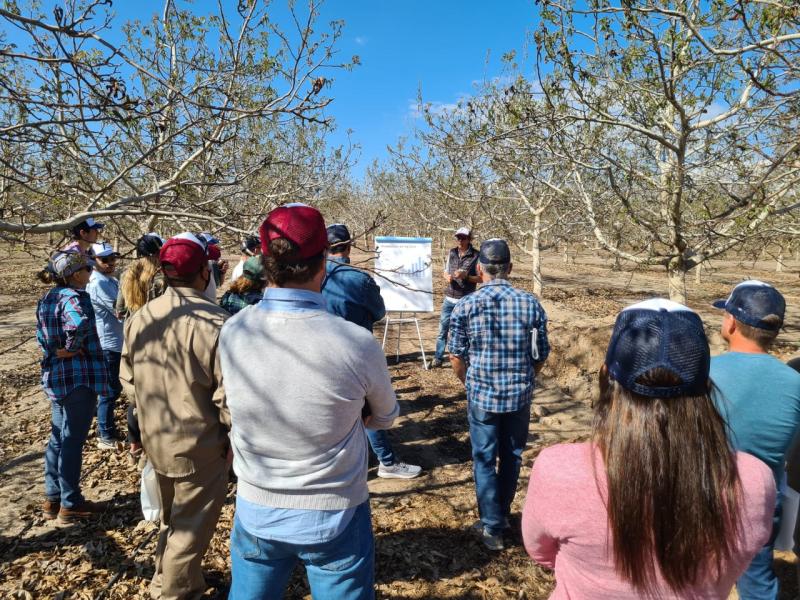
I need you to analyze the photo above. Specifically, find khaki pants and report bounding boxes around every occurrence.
[149,461,228,600]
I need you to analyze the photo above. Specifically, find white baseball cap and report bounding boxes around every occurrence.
[91,241,120,258]
[455,227,471,238]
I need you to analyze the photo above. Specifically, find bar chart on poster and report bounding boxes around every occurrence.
[374,236,434,312]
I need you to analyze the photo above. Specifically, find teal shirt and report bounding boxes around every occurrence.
[711,352,800,483]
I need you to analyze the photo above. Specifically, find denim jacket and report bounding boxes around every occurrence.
[321,256,386,332]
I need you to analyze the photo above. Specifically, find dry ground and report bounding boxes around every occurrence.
[1,247,799,599]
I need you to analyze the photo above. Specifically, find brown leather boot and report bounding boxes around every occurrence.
[57,500,108,524]
[42,498,60,520]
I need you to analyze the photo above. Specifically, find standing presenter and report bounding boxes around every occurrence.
[431,227,480,368]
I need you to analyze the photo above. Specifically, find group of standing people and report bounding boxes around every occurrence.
[34,208,800,600]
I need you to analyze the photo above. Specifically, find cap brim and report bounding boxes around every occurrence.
[712,299,727,309]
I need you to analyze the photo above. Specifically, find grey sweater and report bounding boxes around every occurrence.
[219,306,399,510]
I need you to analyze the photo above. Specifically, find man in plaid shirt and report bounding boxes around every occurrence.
[448,238,549,551]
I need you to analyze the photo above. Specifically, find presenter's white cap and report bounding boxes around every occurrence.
[455,227,471,238]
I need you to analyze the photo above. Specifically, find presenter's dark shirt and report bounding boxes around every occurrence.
[446,245,479,300]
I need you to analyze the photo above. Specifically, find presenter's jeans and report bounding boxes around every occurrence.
[229,501,375,600]
[737,497,782,600]
[434,298,457,360]
[366,429,396,466]
[44,385,95,508]
[468,402,530,537]
[97,349,121,440]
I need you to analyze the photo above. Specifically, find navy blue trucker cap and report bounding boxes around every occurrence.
[479,238,511,265]
[606,298,710,398]
[326,224,351,246]
[712,280,785,331]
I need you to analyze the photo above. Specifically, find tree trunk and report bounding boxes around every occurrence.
[776,250,784,272]
[531,216,542,296]
[694,262,702,284]
[667,259,687,303]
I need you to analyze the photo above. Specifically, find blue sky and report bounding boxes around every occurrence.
[6,1,539,180]
[109,0,539,179]
[309,1,539,178]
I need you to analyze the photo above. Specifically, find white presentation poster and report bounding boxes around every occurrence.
[374,236,434,312]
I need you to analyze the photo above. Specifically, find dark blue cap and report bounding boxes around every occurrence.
[327,223,351,246]
[479,238,511,265]
[712,280,785,331]
[241,235,261,255]
[606,299,710,398]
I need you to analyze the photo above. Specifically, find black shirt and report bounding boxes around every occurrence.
[445,245,479,299]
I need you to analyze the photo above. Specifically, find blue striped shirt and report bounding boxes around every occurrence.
[36,286,110,402]
[448,279,549,412]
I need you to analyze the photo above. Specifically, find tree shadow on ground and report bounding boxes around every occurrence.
[0,448,43,475]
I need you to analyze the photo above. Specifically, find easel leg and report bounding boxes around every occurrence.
[395,311,402,363]
[414,317,428,370]
[382,316,390,351]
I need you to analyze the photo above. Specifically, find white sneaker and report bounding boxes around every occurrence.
[97,438,118,451]
[377,462,422,479]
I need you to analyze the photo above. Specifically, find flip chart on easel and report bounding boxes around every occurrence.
[374,236,434,312]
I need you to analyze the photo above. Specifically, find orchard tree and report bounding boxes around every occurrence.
[535,0,800,301]
[0,0,355,247]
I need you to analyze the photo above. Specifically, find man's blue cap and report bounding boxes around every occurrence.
[479,238,511,265]
[606,298,709,398]
[712,280,785,331]
[327,223,351,246]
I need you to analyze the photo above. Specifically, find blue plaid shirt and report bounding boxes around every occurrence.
[36,286,110,402]
[448,279,549,412]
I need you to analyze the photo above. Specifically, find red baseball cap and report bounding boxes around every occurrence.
[259,203,328,259]
[207,244,221,261]
[160,233,209,277]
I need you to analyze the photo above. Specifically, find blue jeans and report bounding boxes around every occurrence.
[434,299,457,360]
[44,386,96,508]
[468,402,531,536]
[366,429,395,466]
[229,501,375,600]
[737,497,782,600]
[97,349,121,440]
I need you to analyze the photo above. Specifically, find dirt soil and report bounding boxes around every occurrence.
[1,248,799,599]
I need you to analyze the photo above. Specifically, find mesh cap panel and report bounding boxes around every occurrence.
[606,300,710,398]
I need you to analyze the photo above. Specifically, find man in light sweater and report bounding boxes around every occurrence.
[220,204,399,600]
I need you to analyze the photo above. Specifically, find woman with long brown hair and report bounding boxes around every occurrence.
[522,299,776,598]
[115,233,166,317]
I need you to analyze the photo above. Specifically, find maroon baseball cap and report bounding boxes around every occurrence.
[259,203,328,259]
[160,233,209,277]
[207,244,221,261]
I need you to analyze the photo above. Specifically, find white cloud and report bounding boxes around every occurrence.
[407,100,462,119]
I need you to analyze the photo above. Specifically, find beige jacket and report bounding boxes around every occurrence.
[121,286,230,477]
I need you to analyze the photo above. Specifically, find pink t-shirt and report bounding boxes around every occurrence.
[522,442,775,599]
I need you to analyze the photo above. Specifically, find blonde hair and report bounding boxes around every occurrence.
[121,256,160,312]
